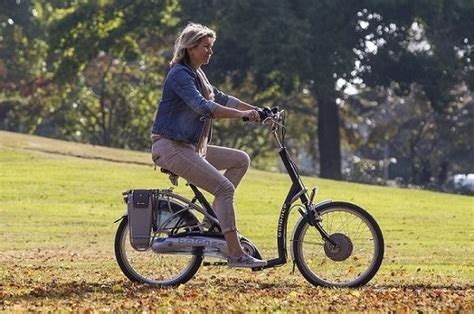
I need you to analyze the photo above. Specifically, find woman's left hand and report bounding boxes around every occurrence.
[241,110,260,122]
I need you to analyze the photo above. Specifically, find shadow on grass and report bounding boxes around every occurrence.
[370,283,474,290]
[5,279,472,304]
[4,279,300,302]
[18,146,151,166]
[4,281,126,302]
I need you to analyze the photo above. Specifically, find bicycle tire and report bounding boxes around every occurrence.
[114,197,203,286]
[292,201,384,287]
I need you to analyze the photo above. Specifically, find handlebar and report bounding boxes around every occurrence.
[242,106,286,148]
[242,106,283,124]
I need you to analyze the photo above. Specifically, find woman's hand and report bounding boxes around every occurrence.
[241,109,260,122]
[212,104,260,121]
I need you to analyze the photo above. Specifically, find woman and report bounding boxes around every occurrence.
[151,23,266,268]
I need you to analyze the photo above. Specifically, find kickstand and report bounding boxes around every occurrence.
[291,260,296,274]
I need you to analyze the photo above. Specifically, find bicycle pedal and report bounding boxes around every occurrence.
[203,261,228,267]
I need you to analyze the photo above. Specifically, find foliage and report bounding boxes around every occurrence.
[1,1,180,148]
[179,0,474,180]
[358,1,474,109]
[341,83,473,188]
[0,1,50,133]
[47,0,181,83]
[0,0,473,188]
[45,0,180,147]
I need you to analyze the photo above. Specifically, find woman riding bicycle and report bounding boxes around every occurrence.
[150,22,266,268]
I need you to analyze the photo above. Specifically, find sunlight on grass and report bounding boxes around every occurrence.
[0,131,473,311]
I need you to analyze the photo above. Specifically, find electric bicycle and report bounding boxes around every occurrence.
[114,107,384,287]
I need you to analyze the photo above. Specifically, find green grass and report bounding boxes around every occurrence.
[0,130,472,311]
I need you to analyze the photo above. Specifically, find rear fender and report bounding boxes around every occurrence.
[114,211,127,224]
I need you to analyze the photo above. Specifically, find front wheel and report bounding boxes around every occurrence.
[292,202,384,287]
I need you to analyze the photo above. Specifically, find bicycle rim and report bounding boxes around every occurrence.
[294,203,383,287]
[115,218,202,286]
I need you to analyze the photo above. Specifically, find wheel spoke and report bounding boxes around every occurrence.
[293,204,384,287]
[120,224,199,285]
[115,196,203,286]
[299,240,325,246]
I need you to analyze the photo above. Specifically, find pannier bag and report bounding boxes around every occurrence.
[127,190,153,251]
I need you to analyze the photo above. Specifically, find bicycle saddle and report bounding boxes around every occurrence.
[160,168,179,186]
[160,168,177,176]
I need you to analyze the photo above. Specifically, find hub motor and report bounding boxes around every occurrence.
[324,233,353,261]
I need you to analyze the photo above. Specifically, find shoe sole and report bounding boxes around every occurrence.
[227,263,267,268]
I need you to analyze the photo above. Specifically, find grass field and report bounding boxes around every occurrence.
[0,130,473,311]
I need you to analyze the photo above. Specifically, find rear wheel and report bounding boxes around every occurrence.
[292,202,384,287]
[114,197,203,286]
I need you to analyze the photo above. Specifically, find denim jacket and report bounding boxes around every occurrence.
[151,62,239,145]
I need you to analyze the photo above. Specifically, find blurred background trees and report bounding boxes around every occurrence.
[1,0,472,192]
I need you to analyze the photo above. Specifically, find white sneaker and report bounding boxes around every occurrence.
[227,253,267,268]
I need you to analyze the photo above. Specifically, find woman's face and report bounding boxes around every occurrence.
[187,36,215,68]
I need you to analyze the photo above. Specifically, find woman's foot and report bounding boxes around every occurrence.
[227,253,267,268]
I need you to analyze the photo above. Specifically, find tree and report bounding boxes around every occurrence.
[0,0,51,133]
[179,0,473,180]
[2,0,472,187]
[342,82,473,187]
[346,0,474,185]
[45,0,180,147]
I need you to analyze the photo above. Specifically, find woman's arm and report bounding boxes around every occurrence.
[235,100,256,111]
[212,104,259,121]
[171,69,218,118]
[213,86,256,111]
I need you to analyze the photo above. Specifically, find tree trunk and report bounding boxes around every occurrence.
[317,94,342,180]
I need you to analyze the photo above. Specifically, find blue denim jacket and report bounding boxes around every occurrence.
[151,63,239,144]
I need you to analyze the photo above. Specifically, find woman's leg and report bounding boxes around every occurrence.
[205,145,250,227]
[205,145,259,259]
[205,145,250,188]
[153,140,265,266]
[153,139,242,254]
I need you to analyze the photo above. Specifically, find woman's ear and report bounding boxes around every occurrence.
[186,46,194,57]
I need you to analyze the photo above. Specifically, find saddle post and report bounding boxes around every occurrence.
[160,167,222,233]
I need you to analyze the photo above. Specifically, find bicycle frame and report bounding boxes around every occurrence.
[117,108,384,286]
[186,113,335,269]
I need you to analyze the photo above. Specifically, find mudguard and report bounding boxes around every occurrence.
[290,199,332,261]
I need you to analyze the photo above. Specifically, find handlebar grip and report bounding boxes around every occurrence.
[242,106,277,122]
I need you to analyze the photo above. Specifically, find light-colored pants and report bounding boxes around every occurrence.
[151,138,250,234]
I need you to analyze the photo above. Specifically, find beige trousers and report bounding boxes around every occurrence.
[151,138,250,233]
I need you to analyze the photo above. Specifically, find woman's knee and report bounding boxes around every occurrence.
[215,179,235,197]
[239,151,251,170]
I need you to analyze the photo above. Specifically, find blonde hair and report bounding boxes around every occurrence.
[170,22,216,66]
